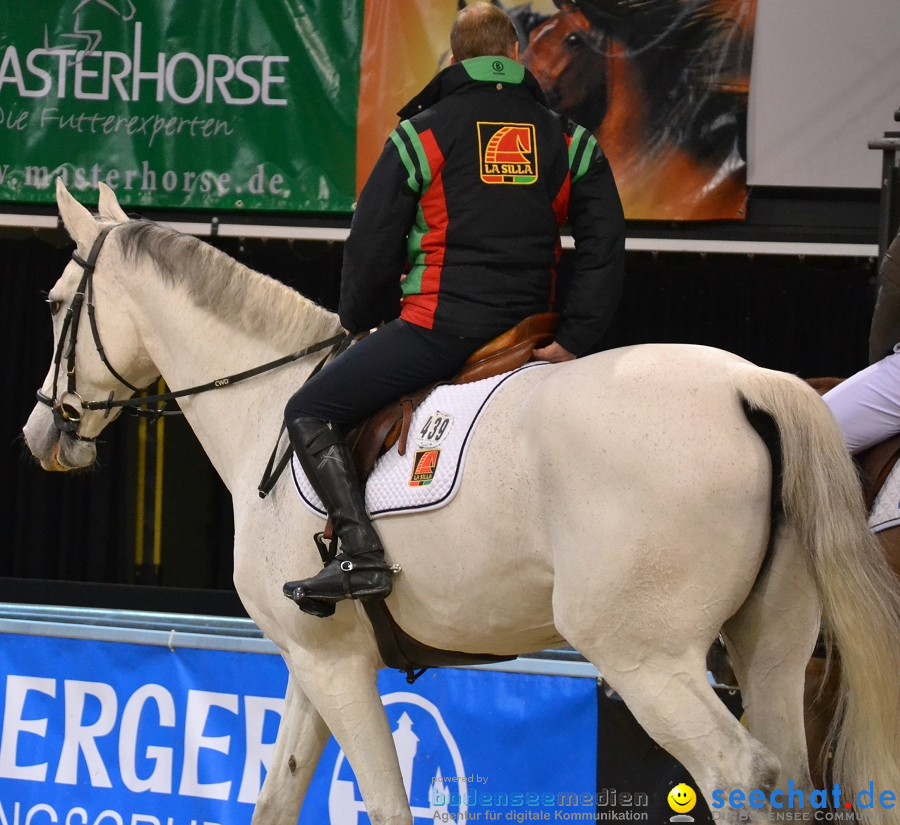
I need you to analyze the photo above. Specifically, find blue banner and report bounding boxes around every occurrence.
[0,632,596,823]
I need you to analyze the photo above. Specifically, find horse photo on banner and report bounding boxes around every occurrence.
[357,0,757,221]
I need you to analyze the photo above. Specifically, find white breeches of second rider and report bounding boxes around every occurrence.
[823,348,900,454]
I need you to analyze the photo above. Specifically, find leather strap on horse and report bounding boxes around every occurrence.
[346,386,434,478]
[397,398,415,454]
[302,529,509,684]
[113,331,348,419]
[361,601,516,684]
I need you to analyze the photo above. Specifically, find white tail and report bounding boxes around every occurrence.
[737,367,900,808]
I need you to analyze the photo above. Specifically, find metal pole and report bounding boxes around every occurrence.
[868,106,900,271]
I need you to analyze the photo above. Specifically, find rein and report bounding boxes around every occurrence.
[36,223,350,441]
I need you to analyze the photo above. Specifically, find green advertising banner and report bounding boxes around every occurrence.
[0,0,363,213]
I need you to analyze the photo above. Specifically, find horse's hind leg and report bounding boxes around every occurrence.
[555,574,780,809]
[552,520,782,811]
[721,524,819,793]
[252,674,331,825]
[590,647,779,809]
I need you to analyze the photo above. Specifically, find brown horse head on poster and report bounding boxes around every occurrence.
[523,0,755,219]
[522,3,609,134]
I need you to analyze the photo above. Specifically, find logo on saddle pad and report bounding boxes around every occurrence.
[477,122,538,184]
[410,449,441,487]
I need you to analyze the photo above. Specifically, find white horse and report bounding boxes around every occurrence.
[23,181,900,825]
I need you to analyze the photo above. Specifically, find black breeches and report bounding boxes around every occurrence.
[284,319,487,429]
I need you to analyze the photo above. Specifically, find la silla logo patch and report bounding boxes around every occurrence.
[477,122,538,184]
[409,448,441,486]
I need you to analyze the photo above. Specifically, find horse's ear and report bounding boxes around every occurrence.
[97,182,129,223]
[55,178,100,251]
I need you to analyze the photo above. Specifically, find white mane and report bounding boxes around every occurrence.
[116,221,342,350]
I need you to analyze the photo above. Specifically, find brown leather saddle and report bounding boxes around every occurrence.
[346,312,559,682]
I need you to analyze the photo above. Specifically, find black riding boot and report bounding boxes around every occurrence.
[282,416,393,616]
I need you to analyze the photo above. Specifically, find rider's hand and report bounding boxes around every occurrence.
[532,341,576,363]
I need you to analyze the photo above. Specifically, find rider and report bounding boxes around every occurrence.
[282,1,626,616]
[823,227,900,453]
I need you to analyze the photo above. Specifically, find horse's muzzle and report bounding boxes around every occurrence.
[23,403,97,471]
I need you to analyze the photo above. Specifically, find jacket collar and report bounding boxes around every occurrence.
[397,56,549,120]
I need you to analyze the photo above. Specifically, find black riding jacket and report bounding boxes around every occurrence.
[339,56,625,356]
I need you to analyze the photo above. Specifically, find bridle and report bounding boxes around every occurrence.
[36,224,349,442]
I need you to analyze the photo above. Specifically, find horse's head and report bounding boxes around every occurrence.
[22,181,158,471]
[523,3,608,132]
[566,0,711,53]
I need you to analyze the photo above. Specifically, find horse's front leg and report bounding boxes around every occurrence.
[252,674,330,825]
[289,647,412,825]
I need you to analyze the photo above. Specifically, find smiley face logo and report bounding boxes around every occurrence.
[668,783,697,813]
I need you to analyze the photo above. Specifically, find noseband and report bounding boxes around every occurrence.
[36,224,348,442]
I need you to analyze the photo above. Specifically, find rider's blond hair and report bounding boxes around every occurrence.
[450,2,518,62]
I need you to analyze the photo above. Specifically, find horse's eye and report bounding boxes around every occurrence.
[46,297,62,316]
[565,33,584,47]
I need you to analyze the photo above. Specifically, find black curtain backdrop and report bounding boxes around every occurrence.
[0,231,876,598]
[593,251,874,376]
[3,233,132,584]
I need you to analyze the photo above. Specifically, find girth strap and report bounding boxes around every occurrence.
[361,601,517,684]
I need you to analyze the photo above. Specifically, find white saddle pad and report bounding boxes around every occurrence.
[291,363,547,519]
[868,459,900,533]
